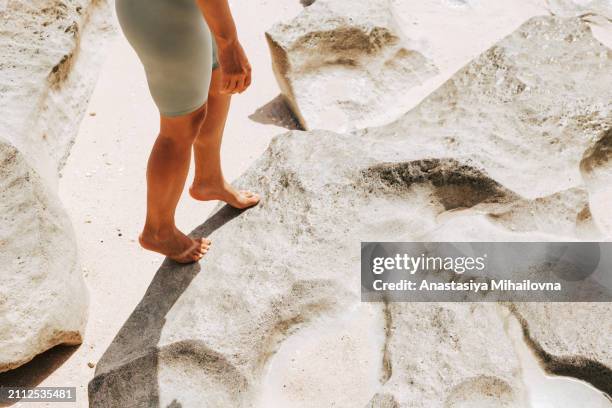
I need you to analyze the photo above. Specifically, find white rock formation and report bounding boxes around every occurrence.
[510,303,611,394]
[581,127,612,236]
[0,0,114,183]
[0,0,114,372]
[266,0,438,132]
[0,137,87,373]
[91,16,611,407]
[366,303,526,408]
[547,0,612,18]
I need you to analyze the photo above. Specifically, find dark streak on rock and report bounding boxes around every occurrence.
[380,301,393,384]
[508,304,612,397]
[46,0,106,89]
[48,52,76,88]
[362,159,519,210]
[580,127,612,174]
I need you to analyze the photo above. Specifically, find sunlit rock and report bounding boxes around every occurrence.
[91,16,611,406]
[266,0,438,132]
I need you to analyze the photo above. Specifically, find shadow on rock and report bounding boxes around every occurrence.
[88,205,243,408]
[248,94,304,131]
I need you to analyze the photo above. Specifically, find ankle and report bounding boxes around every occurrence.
[191,177,226,190]
[141,224,175,240]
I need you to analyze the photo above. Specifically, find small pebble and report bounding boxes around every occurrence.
[87,362,95,368]
[89,112,96,116]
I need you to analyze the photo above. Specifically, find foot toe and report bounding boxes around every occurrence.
[241,190,258,199]
[240,190,260,202]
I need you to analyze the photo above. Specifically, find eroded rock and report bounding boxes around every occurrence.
[0,0,114,180]
[510,303,612,395]
[580,128,612,234]
[91,16,611,407]
[372,303,526,407]
[0,0,114,372]
[266,0,438,132]
[547,0,612,18]
[0,137,87,373]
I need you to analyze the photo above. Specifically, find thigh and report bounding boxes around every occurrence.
[116,0,214,117]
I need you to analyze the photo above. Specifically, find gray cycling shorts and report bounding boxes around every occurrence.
[116,0,219,117]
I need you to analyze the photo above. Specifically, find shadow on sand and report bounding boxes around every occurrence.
[0,345,79,407]
[88,204,244,407]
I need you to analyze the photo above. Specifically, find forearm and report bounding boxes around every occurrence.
[195,0,238,46]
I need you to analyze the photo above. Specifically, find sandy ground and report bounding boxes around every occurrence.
[5,0,610,406]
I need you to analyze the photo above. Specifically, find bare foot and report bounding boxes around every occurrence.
[139,227,211,263]
[189,180,260,209]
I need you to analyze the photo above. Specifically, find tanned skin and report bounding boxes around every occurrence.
[139,1,259,263]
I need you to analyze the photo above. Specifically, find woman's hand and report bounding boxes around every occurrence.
[195,0,250,93]
[217,39,252,94]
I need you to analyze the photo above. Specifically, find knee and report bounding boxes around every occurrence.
[159,104,208,144]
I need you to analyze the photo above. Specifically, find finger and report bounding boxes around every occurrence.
[228,77,241,94]
[222,75,237,94]
[235,75,247,94]
[239,68,251,92]
[221,75,233,94]
[243,69,252,90]
[241,64,252,91]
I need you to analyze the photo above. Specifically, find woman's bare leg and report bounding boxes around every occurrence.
[189,68,260,209]
[139,104,211,263]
